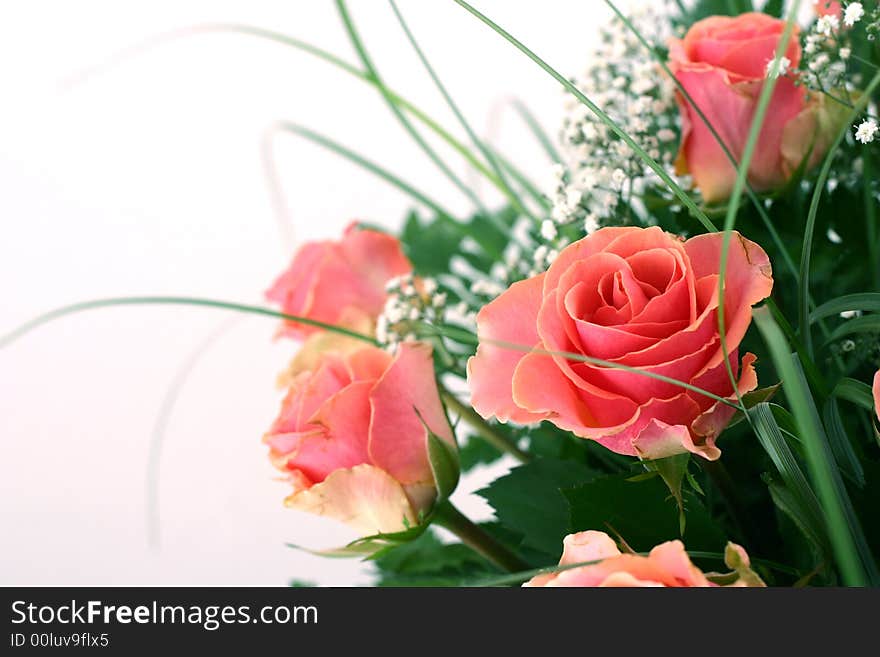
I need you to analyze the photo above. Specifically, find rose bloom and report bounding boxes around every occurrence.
[524,531,764,587]
[813,0,841,18]
[670,13,843,202]
[264,342,455,535]
[468,226,773,461]
[873,370,880,423]
[266,222,411,338]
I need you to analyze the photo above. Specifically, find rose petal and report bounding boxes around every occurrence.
[684,232,773,371]
[524,531,621,587]
[369,342,453,486]
[873,370,880,423]
[468,274,549,424]
[544,227,633,294]
[285,463,417,535]
[511,350,599,431]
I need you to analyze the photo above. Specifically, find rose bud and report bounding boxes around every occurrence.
[524,530,764,587]
[669,13,846,202]
[468,226,773,461]
[266,222,412,338]
[264,342,457,536]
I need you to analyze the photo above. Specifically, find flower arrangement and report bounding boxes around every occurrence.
[5,0,880,587]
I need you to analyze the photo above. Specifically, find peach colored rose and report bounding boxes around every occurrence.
[468,226,773,461]
[670,13,842,202]
[524,530,764,587]
[873,370,880,423]
[266,222,412,338]
[264,342,455,535]
[813,0,842,18]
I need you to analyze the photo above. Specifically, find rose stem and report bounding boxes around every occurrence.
[433,500,530,573]
[440,387,532,463]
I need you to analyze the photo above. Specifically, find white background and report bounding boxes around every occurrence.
[0,0,627,585]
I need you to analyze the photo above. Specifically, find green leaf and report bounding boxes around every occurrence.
[833,378,876,413]
[799,70,880,357]
[563,474,726,552]
[764,477,825,557]
[458,435,504,471]
[749,402,828,554]
[753,307,876,585]
[401,211,464,276]
[426,430,460,501]
[823,396,866,487]
[643,453,691,533]
[762,0,784,17]
[725,383,781,429]
[372,529,494,586]
[478,458,599,557]
[810,293,880,324]
[823,314,880,345]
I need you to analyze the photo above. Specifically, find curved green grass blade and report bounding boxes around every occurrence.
[389,0,534,222]
[0,296,377,350]
[823,314,880,344]
[832,378,876,413]
[605,0,799,281]
[799,70,880,358]
[810,293,880,323]
[423,323,741,409]
[147,318,238,547]
[68,23,512,212]
[336,0,489,216]
[749,402,828,555]
[491,146,551,209]
[509,98,561,163]
[715,0,800,404]
[451,0,717,233]
[271,121,455,222]
[823,396,866,487]
[753,306,873,586]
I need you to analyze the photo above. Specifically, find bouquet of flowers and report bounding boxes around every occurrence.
[8,0,880,587]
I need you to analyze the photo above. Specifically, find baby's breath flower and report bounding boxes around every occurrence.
[844,2,865,27]
[817,14,840,36]
[855,118,879,144]
[766,55,791,79]
[548,0,681,233]
[540,219,558,241]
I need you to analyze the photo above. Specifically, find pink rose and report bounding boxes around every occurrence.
[873,370,880,423]
[670,13,840,202]
[468,226,773,461]
[813,1,842,18]
[524,530,763,587]
[266,222,412,338]
[264,342,455,535]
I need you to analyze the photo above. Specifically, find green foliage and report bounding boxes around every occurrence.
[372,529,497,586]
[426,430,461,501]
[563,474,726,552]
[478,458,600,559]
[458,435,504,472]
[401,210,468,277]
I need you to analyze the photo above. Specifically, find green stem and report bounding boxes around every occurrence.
[441,387,532,463]
[433,500,529,572]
